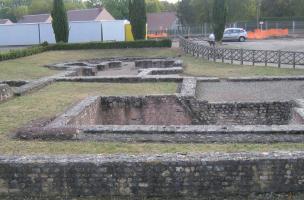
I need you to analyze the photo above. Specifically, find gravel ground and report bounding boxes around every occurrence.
[197,80,304,102]
[192,38,304,52]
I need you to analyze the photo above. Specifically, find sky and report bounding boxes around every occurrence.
[164,0,178,2]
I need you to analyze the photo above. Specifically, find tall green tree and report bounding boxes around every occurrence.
[129,0,147,40]
[176,0,195,26]
[51,0,69,43]
[146,0,161,13]
[212,0,227,41]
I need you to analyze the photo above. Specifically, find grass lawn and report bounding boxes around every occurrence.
[183,55,304,77]
[0,82,304,155]
[0,48,177,81]
[2,47,304,80]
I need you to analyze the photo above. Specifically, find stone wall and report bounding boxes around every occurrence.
[54,95,294,126]
[0,84,13,102]
[194,101,293,125]
[1,152,304,199]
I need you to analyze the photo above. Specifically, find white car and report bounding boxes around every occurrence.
[223,28,248,42]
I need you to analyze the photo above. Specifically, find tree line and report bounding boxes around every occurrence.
[0,0,176,22]
[177,0,304,26]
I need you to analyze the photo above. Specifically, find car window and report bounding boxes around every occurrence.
[225,30,232,34]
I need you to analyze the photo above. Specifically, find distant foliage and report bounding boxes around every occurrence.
[177,0,196,26]
[212,0,227,41]
[51,0,69,43]
[129,0,147,40]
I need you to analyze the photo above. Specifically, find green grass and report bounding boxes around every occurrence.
[2,47,304,80]
[183,55,304,78]
[0,82,304,155]
[0,48,177,81]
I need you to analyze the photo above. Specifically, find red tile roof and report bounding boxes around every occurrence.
[17,7,115,24]
[18,14,51,23]
[147,12,177,31]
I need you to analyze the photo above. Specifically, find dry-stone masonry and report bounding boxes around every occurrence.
[1,152,304,199]
[0,84,13,102]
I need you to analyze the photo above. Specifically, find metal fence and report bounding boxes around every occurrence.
[228,21,304,35]
[148,24,213,38]
[179,36,304,68]
[149,21,304,38]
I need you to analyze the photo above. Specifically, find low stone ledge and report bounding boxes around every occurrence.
[0,80,29,87]
[227,76,304,82]
[180,78,197,97]
[14,71,74,96]
[0,152,304,199]
[15,124,304,143]
[55,76,184,83]
[0,84,13,102]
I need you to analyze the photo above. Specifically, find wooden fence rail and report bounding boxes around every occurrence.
[179,36,304,69]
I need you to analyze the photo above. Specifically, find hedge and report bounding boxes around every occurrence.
[0,46,48,61]
[0,39,172,62]
[47,39,172,50]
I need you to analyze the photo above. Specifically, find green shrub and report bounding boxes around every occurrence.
[0,39,172,62]
[47,39,172,51]
[0,46,47,61]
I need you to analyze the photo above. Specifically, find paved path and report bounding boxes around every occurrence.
[197,80,304,102]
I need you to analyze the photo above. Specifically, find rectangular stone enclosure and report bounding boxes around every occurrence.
[53,95,295,126]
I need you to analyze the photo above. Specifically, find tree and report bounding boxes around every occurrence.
[176,0,195,26]
[51,0,69,43]
[129,0,147,40]
[146,0,161,13]
[212,0,227,41]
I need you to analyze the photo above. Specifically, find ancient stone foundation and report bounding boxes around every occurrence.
[54,95,293,126]
[1,152,304,200]
[0,84,13,102]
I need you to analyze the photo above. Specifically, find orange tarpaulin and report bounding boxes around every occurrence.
[147,33,168,39]
[247,29,289,40]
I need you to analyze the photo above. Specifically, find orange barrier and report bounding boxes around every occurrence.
[147,33,168,39]
[247,29,289,40]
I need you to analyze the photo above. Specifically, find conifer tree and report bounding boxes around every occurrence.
[129,0,147,40]
[51,0,69,43]
[212,0,227,41]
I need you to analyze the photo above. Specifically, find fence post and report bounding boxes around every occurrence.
[252,50,255,66]
[293,21,295,34]
[38,23,41,44]
[213,48,216,62]
[293,52,296,69]
[265,51,268,66]
[222,49,224,63]
[278,50,281,68]
[231,50,233,64]
[208,48,210,60]
[240,49,244,65]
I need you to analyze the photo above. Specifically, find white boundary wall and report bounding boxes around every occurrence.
[0,20,126,46]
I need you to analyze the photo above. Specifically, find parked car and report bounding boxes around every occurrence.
[223,28,247,42]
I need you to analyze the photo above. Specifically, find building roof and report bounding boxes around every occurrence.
[68,7,115,21]
[17,7,115,24]
[147,12,177,31]
[18,14,52,23]
[0,19,13,24]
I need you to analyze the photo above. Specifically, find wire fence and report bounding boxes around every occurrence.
[179,36,304,69]
[148,21,304,38]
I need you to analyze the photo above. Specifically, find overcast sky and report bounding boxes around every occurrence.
[164,0,178,3]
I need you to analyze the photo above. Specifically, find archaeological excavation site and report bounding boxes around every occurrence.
[2,44,304,199]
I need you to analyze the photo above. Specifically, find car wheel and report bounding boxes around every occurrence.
[239,37,246,42]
